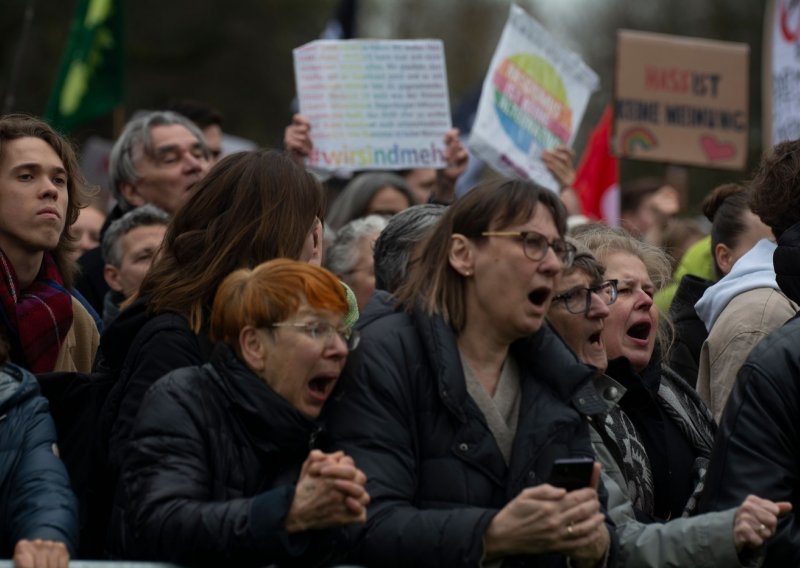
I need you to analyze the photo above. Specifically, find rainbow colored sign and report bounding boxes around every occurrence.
[620,127,658,153]
[493,54,573,153]
[470,5,598,193]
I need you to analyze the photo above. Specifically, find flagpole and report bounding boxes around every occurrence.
[2,0,36,114]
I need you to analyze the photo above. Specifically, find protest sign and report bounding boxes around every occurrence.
[615,30,749,170]
[293,39,451,171]
[763,0,800,146]
[469,4,599,193]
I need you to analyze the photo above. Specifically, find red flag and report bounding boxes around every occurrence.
[574,105,619,224]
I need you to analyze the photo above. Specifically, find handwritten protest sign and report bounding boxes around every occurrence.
[764,0,800,146]
[469,4,599,193]
[615,30,749,170]
[293,39,451,171]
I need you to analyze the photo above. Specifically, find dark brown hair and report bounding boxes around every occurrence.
[750,140,800,239]
[620,176,663,214]
[395,178,566,331]
[702,183,755,279]
[0,114,92,287]
[137,149,324,332]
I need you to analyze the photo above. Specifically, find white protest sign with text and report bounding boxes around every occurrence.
[293,39,451,171]
[764,0,800,146]
[469,4,599,192]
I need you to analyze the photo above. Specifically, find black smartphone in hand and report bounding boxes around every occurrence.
[547,457,594,492]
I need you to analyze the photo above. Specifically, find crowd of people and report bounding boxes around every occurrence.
[1,100,800,568]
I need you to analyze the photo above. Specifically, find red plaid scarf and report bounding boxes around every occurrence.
[0,250,73,372]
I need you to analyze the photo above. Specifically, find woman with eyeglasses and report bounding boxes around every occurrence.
[111,259,368,565]
[547,238,789,566]
[325,178,615,567]
[571,225,714,522]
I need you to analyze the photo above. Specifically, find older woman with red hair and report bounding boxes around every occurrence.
[111,259,368,566]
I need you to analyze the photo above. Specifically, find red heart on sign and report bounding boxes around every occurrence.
[700,135,737,161]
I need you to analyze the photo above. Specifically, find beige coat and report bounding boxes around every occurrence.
[697,287,798,422]
[53,297,100,373]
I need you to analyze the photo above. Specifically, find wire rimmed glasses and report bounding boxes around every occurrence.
[552,279,619,316]
[271,320,361,351]
[480,231,577,265]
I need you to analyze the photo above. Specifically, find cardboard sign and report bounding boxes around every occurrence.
[763,0,800,146]
[614,30,749,170]
[469,4,599,192]
[293,39,452,171]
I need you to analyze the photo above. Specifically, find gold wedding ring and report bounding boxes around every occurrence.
[759,523,768,536]
[566,523,574,536]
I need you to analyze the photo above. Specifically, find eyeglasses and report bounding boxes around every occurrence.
[480,231,577,265]
[271,320,361,351]
[552,279,619,316]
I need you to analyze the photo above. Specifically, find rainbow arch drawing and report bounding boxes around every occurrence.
[620,127,658,153]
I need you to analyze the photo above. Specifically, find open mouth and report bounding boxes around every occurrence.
[627,322,652,341]
[588,330,603,345]
[528,287,551,307]
[307,375,338,401]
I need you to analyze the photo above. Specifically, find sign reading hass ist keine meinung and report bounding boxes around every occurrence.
[614,30,749,170]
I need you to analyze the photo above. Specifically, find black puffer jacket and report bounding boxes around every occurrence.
[698,312,800,566]
[111,343,332,566]
[98,297,213,475]
[667,274,713,387]
[774,220,800,304]
[325,292,616,567]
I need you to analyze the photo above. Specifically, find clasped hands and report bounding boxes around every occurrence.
[285,449,370,533]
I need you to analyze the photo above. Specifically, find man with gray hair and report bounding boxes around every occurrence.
[101,205,169,325]
[76,110,210,313]
[373,204,446,294]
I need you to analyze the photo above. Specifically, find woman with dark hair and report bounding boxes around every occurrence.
[97,149,326,498]
[112,259,367,565]
[325,178,613,567]
[546,240,789,566]
[694,183,795,421]
[326,172,416,230]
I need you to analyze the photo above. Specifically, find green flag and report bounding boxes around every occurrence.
[45,0,123,133]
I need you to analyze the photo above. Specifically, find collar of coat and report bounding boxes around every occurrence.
[207,343,322,458]
[412,308,607,422]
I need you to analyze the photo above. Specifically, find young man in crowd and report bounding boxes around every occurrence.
[0,114,98,373]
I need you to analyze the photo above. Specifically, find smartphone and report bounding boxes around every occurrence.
[547,457,594,491]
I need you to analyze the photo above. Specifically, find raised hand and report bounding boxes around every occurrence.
[284,113,314,163]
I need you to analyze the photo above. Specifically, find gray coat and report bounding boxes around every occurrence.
[590,375,746,567]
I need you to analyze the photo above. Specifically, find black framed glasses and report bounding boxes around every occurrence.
[272,320,361,351]
[480,231,577,265]
[552,279,619,316]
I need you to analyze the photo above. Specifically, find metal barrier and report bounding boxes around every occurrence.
[0,563,180,568]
